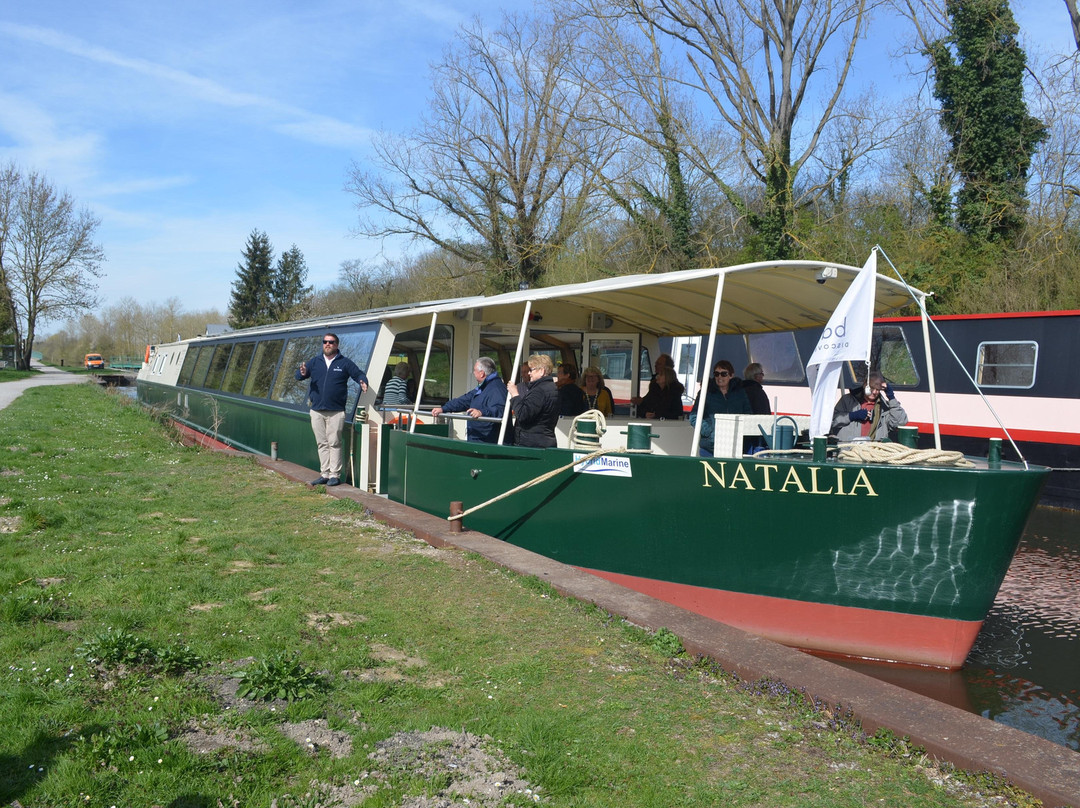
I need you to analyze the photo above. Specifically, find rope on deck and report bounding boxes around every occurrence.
[837,442,975,468]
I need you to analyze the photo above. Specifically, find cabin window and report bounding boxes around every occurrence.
[178,347,202,385]
[189,346,215,388]
[747,332,804,382]
[244,339,284,398]
[221,342,255,394]
[270,325,380,410]
[872,326,918,386]
[676,342,697,376]
[588,338,634,381]
[976,341,1037,388]
[272,335,327,406]
[387,325,453,406]
[203,345,233,390]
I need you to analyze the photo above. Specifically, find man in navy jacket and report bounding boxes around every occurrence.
[295,332,369,486]
[431,356,507,443]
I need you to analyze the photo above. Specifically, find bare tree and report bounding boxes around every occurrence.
[610,0,881,260]
[0,164,104,370]
[346,13,616,292]
[1066,0,1080,51]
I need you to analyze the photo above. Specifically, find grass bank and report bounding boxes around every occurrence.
[0,385,1034,807]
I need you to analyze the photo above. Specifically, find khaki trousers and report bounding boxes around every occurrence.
[309,409,346,478]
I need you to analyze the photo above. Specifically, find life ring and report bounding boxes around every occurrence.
[388,414,424,426]
[144,345,151,363]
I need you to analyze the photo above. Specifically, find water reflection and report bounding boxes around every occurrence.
[837,506,1080,751]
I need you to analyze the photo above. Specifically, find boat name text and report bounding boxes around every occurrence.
[700,461,878,496]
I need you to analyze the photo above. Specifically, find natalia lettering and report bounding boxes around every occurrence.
[700,461,878,497]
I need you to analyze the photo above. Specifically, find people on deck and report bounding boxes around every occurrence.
[688,359,752,457]
[638,366,685,420]
[556,362,587,416]
[431,357,507,444]
[580,366,614,416]
[831,371,908,442]
[295,332,370,487]
[507,354,560,447]
[381,362,412,406]
[630,353,675,409]
[742,362,771,415]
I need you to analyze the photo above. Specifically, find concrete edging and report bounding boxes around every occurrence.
[253,454,1079,807]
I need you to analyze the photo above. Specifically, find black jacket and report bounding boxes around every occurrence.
[511,376,560,448]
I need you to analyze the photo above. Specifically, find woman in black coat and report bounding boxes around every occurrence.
[507,354,560,448]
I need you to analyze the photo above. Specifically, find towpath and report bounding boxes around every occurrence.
[0,363,88,412]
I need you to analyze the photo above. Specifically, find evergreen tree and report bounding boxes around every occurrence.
[271,244,312,321]
[229,229,274,328]
[929,0,1047,242]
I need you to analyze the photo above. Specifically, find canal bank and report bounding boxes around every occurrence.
[244,451,1080,808]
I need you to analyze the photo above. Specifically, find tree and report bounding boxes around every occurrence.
[346,13,616,292]
[614,0,879,260]
[0,163,104,370]
[229,229,275,328]
[928,0,1047,242]
[271,244,313,321]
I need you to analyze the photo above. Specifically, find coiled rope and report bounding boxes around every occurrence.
[837,442,975,467]
[569,409,607,450]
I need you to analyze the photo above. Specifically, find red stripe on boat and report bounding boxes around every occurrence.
[579,567,982,670]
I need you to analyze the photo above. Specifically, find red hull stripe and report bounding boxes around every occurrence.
[580,567,982,669]
[172,422,233,451]
[909,421,1080,446]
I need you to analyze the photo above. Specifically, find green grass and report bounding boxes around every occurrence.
[0,385,1038,807]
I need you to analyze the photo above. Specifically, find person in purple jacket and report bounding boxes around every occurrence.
[296,332,369,487]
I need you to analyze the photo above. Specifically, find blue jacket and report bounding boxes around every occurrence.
[295,353,369,412]
[689,378,752,454]
[442,372,508,443]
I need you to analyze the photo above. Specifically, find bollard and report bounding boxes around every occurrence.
[270,441,278,460]
[812,436,827,463]
[622,422,658,453]
[988,437,1002,468]
[450,501,464,533]
[898,425,919,448]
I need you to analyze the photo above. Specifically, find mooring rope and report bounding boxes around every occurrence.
[448,446,626,522]
[569,409,607,450]
[837,441,975,468]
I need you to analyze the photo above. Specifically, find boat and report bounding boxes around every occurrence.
[665,310,1080,509]
[136,252,1050,669]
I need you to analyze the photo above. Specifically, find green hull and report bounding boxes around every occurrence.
[388,431,1047,625]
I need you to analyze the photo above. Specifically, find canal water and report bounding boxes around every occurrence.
[840,505,1080,751]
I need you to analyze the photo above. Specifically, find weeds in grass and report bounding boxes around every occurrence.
[236,651,327,702]
[75,628,202,675]
[650,626,685,657]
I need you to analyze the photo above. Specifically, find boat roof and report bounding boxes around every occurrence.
[188,257,922,342]
[406,258,921,337]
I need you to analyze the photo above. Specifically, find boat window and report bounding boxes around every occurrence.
[977,341,1037,388]
[203,345,233,390]
[271,335,325,406]
[588,338,634,381]
[338,326,380,414]
[244,339,284,398]
[676,341,697,375]
[640,348,652,379]
[389,325,453,405]
[748,332,804,382]
[178,347,201,385]
[872,326,919,386]
[221,342,255,394]
[188,346,215,388]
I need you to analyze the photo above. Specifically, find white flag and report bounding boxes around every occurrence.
[806,252,878,437]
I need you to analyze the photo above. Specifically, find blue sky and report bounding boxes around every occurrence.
[0,1,1071,320]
